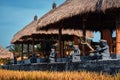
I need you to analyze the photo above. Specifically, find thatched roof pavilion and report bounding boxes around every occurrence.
[37,0,120,30]
[36,0,120,57]
[0,46,13,59]
[11,14,93,59]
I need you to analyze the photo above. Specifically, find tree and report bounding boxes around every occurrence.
[6,44,22,57]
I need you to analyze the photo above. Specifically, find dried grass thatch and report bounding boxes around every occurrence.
[0,46,13,59]
[37,0,120,30]
[23,20,93,39]
[11,17,93,44]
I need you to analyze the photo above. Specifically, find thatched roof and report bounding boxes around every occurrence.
[11,16,93,44]
[0,46,13,59]
[37,0,120,30]
[21,20,94,39]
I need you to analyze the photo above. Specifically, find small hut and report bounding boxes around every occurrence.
[37,0,120,58]
[0,46,13,59]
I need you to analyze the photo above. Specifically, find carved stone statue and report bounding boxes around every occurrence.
[99,40,110,60]
[89,40,110,60]
[49,48,56,62]
[70,45,81,62]
[89,45,102,60]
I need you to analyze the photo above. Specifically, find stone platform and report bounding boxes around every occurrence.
[3,59,120,74]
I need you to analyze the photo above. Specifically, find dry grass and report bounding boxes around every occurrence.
[0,69,120,80]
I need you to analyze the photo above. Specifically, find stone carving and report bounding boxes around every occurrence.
[99,40,110,60]
[49,48,56,62]
[89,40,110,60]
[70,45,81,62]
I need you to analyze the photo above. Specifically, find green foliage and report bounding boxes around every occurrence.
[35,44,41,52]
[0,58,11,65]
[6,44,33,57]
[6,44,22,54]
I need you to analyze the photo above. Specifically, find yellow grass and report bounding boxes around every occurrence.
[0,69,120,80]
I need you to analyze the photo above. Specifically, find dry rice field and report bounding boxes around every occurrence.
[0,69,120,80]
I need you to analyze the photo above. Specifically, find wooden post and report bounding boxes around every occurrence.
[32,37,35,53]
[21,43,23,61]
[116,15,120,54]
[59,25,62,58]
[27,43,30,57]
[59,21,63,58]
[61,41,64,57]
[82,18,87,56]
[101,29,112,54]
[43,38,46,56]
[74,36,78,45]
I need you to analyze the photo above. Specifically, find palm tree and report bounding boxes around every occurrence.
[6,44,22,57]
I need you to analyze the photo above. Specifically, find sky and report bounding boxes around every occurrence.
[0,0,66,48]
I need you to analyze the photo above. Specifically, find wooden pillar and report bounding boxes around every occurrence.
[32,37,35,53]
[59,25,62,58]
[43,38,46,56]
[82,18,87,56]
[58,21,63,58]
[74,36,78,45]
[116,15,120,54]
[101,29,112,54]
[27,43,30,57]
[21,43,23,61]
[61,41,64,57]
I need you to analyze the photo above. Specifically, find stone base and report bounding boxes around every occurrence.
[116,54,120,59]
[3,60,120,74]
[72,56,80,62]
[110,54,120,59]
[49,58,56,62]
